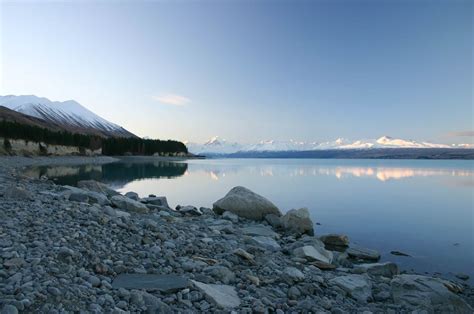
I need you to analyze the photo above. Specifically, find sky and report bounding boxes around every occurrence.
[0,0,472,144]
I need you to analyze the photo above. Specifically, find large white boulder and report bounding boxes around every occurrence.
[213,186,282,220]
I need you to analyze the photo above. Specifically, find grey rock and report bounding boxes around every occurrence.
[191,280,241,309]
[124,191,139,201]
[112,274,189,293]
[320,234,350,247]
[77,180,119,197]
[354,262,399,278]
[293,245,333,264]
[281,207,314,236]
[3,186,31,200]
[213,186,282,220]
[222,211,239,223]
[249,236,281,251]
[455,273,470,281]
[241,225,279,238]
[178,205,202,216]
[205,266,236,284]
[391,275,472,313]
[111,195,149,213]
[283,267,305,283]
[264,213,282,228]
[88,275,101,287]
[140,196,170,208]
[330,274,372,302]
[68,192,89,203]
[347,246,381,261]
[0,305,18,314]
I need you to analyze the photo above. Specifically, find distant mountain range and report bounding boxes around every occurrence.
[0,95,135,138]
[186,136,473,155]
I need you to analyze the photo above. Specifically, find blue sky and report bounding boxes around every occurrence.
[0,0,472,144]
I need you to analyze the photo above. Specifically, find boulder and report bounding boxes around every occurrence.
[347,246,380,261]
[330,274,372,302]
[140,196,170,208]
[391,275,472,313]
[281,208,314,236]
[320,234,350,247]
[124,191,139,201]
[77,180,118,197]
[191,280,241,309]
[111,195,149,213]
[354,262,399,278]
[213,186,282,220]
[65,186,110,205]
[293,245,333,264]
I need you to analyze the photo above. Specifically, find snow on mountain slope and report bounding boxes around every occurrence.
[187,136,455,154]
[0,95,135,137]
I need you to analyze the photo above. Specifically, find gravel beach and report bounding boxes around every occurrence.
[0,156,473,313]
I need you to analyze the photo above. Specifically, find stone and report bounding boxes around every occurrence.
[68,192,89,203]
[204,266,236,284]
[390,250,411,257]
[250,236,281,251]
[241,225,279,238]
[111,195,149,213]
[293,245,333,264]
[320,234,350,247]
[283,267,305,283]
[178,205,202,216]
[330,274,372,302]
[281,208,314,236]
[88,275,101,287]
[354,262,399,278]
[77,180,119,197]
[124,191,139,201]
[347,247,380,261]
[264,214,282,228]
[213,186,282,220]
[222,211,239,223]
[191,280,241,309]
[3,186,31,200]
[455,273,470,281]
[233,248,256,264]
[112,274,189,293]
[0,305,18,314]
[391,275,472,313]
[140,196,170,208]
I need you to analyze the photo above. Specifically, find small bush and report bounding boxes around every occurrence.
[3,138,12,151]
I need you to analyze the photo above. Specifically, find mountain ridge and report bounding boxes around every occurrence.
[186,136,473,155]
[0,95,136,138]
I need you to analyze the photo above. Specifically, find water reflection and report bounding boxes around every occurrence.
[184,162,474,183]
[26,161,188,188]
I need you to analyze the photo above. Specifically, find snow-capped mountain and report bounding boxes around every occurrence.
[186,136,458,154]
[0,95,135,137]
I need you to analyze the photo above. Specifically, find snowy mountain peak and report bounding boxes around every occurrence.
[186,135,458,154]
[0,95,135,137]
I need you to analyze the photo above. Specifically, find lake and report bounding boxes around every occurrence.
[25,158,474,283]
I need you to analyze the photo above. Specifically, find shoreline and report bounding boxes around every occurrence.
[0,155,472,312]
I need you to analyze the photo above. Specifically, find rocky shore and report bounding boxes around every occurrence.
[0,157,473,313]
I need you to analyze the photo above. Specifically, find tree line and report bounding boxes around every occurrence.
[0,120,188,155]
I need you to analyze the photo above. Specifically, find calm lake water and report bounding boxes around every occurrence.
[26,158,474,282]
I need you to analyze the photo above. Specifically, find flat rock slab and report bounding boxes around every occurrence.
[241,226,279,239]
[112,274,189,293]
[191,280,241,309]
[347,247,380,261]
